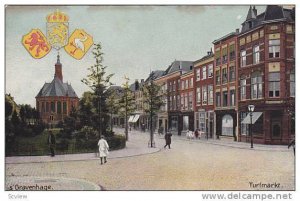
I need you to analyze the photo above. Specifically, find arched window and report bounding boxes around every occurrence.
[251,72,263,99]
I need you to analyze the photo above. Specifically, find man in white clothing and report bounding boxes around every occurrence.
[97,136,109,165]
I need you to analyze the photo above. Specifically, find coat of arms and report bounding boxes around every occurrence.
[46,10,69,50]
[22,29,51,59]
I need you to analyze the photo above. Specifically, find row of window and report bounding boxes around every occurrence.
[196,64,213,81]
[215,66,235,85]
[196,85,213,105]
[39,101,68,114]
[240,39,280,67]
[215,44,236,66]
[215,90,235,107]
[240,71,295,100]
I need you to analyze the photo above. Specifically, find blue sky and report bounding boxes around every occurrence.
[5,5,267,107]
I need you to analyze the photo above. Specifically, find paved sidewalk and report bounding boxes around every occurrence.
[6,131,161,164]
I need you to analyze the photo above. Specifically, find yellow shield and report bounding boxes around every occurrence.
[64,29,93,60]
[22,29,51,59]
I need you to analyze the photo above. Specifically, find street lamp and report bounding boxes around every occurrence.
[248,104,255,148]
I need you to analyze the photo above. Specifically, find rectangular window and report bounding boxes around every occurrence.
[251,74,263,99]
[190,77,193,88]
[199,112,206,132]
[177,95,180,110]
[216,92,221,107]
[222,68,228,84]
[269,72,280,97]
[216,70,220,85]
[241,50,246,67]
[222,47,228,63]
[196,69,200,81]
[181,80,185,90]
[208,64,213,78]
[240,79,246,100]
[188,92,193,110]
[57,101,61,114]
[51,102,55,113]
[202,66,207,80]
[195,112,199,129]
[184,94,188,110]
[173,81,176,91]
[202,86,207,104]
[229,44,235,60]
[196,87,201,103]
[269,39,280,58]
[63,102,67,114]
[229,66,235,82]
[208,85,213,105]
[290,71,295,97]
[185,80,188,89]
[215,50,221,66]
[253,45,260,64]
[230,90,235,106]
[222,90,228,107]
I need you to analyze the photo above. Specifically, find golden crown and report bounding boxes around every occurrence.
[47,10,69,23]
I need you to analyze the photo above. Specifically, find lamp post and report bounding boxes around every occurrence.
[248,105,255,148]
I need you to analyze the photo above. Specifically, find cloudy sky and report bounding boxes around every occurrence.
[5,5,267,107]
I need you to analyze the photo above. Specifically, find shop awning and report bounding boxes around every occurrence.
[128,115,135,123]
[241,112,263,124]
[132,115,140,123]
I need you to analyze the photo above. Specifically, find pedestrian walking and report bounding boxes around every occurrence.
[288,139,295,156]
[194,129,199,139]
[164,132,172,149]
[98,136,109,165]
[47,131,56,157]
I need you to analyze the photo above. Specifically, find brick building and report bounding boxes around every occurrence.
[237,5,295,144]
[164,60,193,135]
[193,50,215,138]
[213,31,239,140]
[36,55,79,125]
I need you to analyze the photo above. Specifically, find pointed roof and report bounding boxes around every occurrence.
[246,6,256,21]
[36,75,78,98]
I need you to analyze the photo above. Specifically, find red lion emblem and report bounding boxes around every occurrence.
[25,31,49,57]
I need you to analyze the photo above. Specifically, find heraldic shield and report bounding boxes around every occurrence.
[64,29,93,60]
[22,29,51,59]
[46,10,69,50]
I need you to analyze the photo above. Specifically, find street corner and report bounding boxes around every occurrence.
[6,176,101,191]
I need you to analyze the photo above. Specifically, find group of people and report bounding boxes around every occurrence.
[186,129,204,140]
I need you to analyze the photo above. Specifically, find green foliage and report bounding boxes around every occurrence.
[143,81,164,114]
[81,43,114,137]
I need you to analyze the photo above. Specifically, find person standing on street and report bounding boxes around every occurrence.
[47,131,56,157]
[98,136,109,165]
[164,131,172,149]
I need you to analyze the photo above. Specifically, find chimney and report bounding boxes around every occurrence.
[55,54,63,82]
[236,28,239,34]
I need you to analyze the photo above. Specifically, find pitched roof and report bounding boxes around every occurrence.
[36,75,78,98]
[241,5,294,34]
[165,60,194,75]
[145,70,165,82]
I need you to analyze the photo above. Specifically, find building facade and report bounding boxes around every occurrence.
[193,50,215,138]
[36,55,79,125]
[237,5,295,144]
[213,31,239,141]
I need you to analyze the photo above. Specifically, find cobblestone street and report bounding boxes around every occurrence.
[5,128,295,190]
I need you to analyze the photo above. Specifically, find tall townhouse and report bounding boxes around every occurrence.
[164,60,194,135]
[193,50,215,138]
[237,5,295,144]
[154,72,169,134]
[180,69,194,135]
[213,31,239,141]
